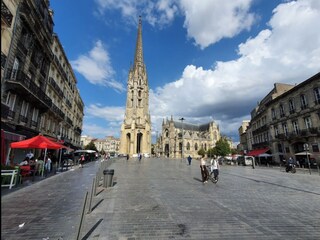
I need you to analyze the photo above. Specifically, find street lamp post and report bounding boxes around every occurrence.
[303,143,311,175]
[179,118,185,162]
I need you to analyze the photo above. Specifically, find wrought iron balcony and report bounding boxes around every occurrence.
[1,103,15,119]
[65,116,73,126]
[51,103,65,120]
[1,2,13,27]
[289,109,295,114]
[1,52,7,69]
[19,115,28,123]
[5,68,52,111]
[48,77,64,96]
[74,127,82,134]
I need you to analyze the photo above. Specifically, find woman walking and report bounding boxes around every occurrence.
[200,155,209,183]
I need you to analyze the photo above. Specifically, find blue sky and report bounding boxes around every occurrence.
[50,0,320,144]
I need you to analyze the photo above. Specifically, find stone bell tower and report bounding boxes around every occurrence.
[119,17,151,157]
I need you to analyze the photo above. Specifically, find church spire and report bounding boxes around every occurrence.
[133,16,143,69]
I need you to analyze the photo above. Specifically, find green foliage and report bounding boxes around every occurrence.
[231,148,239,155]
[207,148,216,158]
[84,141,98,152]
[214,138,231,157]
[198,148,206,157]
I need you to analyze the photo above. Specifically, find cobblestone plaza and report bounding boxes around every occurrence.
[1,158,320,239]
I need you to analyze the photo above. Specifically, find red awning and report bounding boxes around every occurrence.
[247,148,270,157]
[10,135,67,149]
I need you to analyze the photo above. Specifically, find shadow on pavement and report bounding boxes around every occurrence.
[82,218,103,240]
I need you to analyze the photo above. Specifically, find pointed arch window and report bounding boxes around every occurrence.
[187,142,190,150]
[194,143,198,151]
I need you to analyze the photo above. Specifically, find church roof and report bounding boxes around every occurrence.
[173,121,212,132]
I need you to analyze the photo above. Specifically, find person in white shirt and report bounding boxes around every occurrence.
[200,155,209,183]
[210,158,220,181]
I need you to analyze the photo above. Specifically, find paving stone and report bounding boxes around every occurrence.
[1,158,320,239]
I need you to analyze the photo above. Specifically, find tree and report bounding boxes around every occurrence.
[214,138,231,157]
[198,148,206,157]
[207,148,216,158]
[84,141,98,152]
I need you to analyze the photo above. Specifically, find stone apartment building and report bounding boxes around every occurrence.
[1,0,84,163]
[245,72,320,165]
[238,120,250,152]
[81,135,120,156]
[156,117,221,158]
[94,136,120,156]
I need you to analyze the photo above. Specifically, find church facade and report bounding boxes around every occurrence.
[119,17,151,157]
[156,117,221,158]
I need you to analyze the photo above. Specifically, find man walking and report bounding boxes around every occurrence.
[200,155,208,183]
[187,155,192,165]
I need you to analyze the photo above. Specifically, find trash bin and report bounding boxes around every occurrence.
[103,169,114,188]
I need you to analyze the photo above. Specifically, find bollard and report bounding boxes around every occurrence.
[87,178,95,214]
[103,169,114,188]
[106,169,114,188]
[95,172,99,196]
[76,191,88,240]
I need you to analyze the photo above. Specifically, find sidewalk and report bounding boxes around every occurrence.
[2,157,320,240]
[1,164,78,197]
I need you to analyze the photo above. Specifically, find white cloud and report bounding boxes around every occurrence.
[150,0,320,140]
[82,123,120,138]
[82,104,125,137]
[95,0,179,27]
[71,40,125,91]
[179,0,255,49]
[89,0,320,142]
[85,104,125,122]
[95,0,255,47]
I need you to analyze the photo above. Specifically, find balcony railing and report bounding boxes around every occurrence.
[65,98,72,108]
[1,103,15,119]
[1,2,13,27]
[1,52,7,69]
[5,68,52,109]
[51,103,65,120]
[301,104,308,110]
[48,77,64,96]
[74,127,82,134]
[65,116,73,126]
[289,109,295,114]
[19,115,28,123]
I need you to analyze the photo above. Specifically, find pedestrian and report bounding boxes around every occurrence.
[79,154,85,168]
[126,154,129,161]
[200,155,208,183]
[187,155,192,165]
[210,157,220,181]
[139,153,142,162]
[45,155,52,173]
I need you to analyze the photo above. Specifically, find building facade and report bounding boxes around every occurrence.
[94,136,120,156]
[237,120,250,152]
[156,117,221,158]
[1,0,84,164]
[119,17,151,157]
[246,72,320,165]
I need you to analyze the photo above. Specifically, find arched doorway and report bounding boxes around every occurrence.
[126,133,131,154]
[165,144,169,158]
[137,132,142,153]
